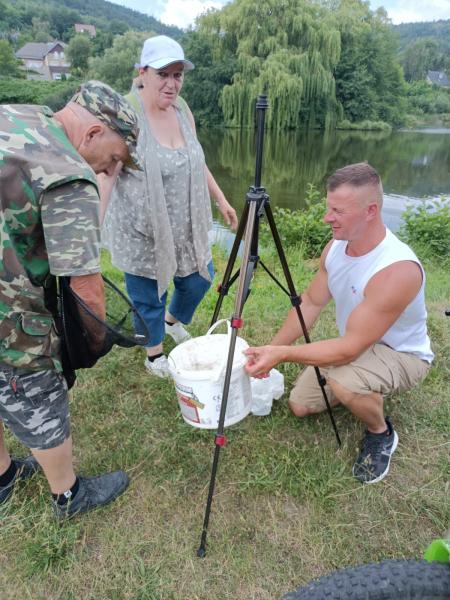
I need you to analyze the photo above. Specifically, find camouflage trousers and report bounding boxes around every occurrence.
[0,366,70,450]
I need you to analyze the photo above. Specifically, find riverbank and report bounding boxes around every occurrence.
[1,247,448,600]
[403,113,450,129]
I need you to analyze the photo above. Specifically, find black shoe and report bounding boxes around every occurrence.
[0,456,39,504]
[52,470,129,519]
[353,419,399,484]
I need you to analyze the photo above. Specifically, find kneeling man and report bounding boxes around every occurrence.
[245,162,433,484]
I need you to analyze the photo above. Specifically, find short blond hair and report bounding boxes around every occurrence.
[327,162,383,206]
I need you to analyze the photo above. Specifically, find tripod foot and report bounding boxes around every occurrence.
[197,546,206,558]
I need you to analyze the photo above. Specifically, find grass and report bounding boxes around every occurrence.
[1,246,449,600]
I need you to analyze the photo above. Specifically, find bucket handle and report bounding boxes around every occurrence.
[206,318,231,337]
[206,319,233,382]
[167,353,177,374]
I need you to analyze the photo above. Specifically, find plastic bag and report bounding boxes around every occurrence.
[250,368,284,416]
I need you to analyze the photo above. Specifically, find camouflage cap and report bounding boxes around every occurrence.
[70,80,142,170]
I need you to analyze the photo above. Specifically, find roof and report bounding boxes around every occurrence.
[15,41,65,60]
[74,23,96,36]
[427,70,450,87]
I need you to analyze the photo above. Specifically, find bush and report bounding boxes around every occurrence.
[0,77,80,110]
[398,199,450,258]
[260,184,331,258]
[336,119,392,131]
[406,81,450,115]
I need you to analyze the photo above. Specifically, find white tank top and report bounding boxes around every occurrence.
[325,228,434,363]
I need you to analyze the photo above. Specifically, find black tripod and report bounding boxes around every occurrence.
[197,94,341,558]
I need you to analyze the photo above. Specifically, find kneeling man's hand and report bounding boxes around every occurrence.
[244,345,284,378]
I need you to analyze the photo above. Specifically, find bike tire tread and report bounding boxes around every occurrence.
[281,559,450,599]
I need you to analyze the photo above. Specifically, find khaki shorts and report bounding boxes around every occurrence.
[289,344,431,413]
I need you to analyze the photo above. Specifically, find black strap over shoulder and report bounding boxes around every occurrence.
[43,276,76,389]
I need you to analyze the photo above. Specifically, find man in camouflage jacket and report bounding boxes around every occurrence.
[0,81,141,518]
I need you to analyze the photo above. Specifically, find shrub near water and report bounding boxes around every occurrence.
[0,77,80,111]
[399,200,450,258]
[260,184,331,258]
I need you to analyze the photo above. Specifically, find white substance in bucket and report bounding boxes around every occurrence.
[168,320,252,429]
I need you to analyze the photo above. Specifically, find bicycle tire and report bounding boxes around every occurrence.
[281,559,450,599]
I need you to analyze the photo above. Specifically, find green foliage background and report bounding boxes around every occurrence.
[0,0,449,128]
[399,201,450,259]
[260,184,331,257]
[0,77,80,109]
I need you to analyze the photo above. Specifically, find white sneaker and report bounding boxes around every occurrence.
[165,321,191,344]
[144,355,170,378]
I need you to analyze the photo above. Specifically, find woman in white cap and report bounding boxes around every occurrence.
[101,35,238,377]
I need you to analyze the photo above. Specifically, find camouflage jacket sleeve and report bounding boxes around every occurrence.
[41,180,101,276]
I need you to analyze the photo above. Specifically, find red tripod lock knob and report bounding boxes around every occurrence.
[215,434,227,446]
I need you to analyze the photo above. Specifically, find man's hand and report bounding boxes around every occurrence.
[97,160,123,224]
[244,345,286,378]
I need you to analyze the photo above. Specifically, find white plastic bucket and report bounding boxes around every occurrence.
[168,319,252,429]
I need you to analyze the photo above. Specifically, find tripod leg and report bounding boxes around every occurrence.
[210,201,250,326]
[264,203,341,447]
[198,200,260,557]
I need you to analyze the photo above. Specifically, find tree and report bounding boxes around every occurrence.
[332,0,406,125]
[401,38,446,82]
[88,30,150,94]
[181,30,237,126]
[197,0,341,129]
[91,30,115,57]
[67,34,92,75]
[48,6,81,40]
[0,40,23,77]
[30,17,52,43]
[109,19,129,36]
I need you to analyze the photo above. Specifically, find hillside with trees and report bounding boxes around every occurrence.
[394,19,450,54]
[0,0,181,107]
[0,0,181,52]
[393,20,450,82]
[1,0,449,129]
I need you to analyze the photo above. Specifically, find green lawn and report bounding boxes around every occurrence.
[1,247,449,600]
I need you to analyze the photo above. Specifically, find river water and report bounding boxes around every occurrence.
[198,127,450,246]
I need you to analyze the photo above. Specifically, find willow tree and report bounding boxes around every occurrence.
[197,0,341,129]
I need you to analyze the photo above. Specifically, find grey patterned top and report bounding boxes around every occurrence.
[102,90,213,298]
[156,142,203,276]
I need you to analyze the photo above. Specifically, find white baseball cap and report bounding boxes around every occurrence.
[138,35,195,71]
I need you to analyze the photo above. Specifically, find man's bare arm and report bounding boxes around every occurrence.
[271,242,333,345]
[70,273,105,322]
[245,260,422,375]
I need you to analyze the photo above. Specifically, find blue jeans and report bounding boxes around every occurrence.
[125,261,214,347]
